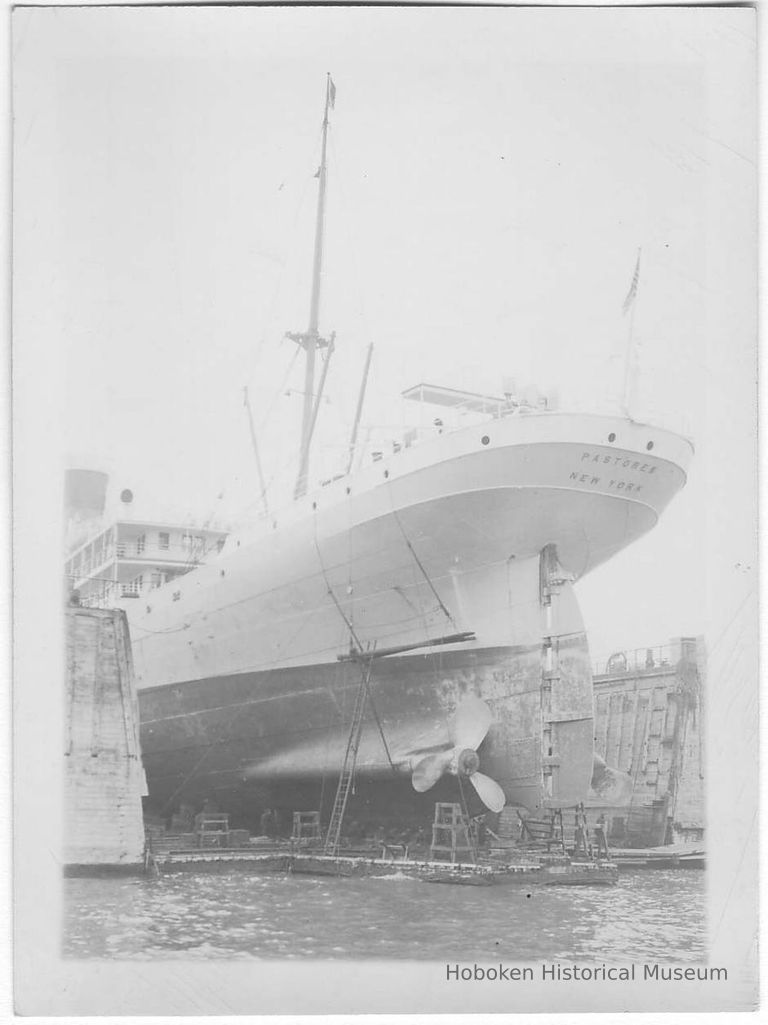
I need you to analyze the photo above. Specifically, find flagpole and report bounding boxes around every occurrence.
[619,301,639,418]
[620,248,641,418]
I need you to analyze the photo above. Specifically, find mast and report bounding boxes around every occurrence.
[289,74,336,499]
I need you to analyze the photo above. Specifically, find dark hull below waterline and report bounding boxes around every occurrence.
[139,638,594,818]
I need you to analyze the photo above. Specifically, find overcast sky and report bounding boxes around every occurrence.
[13,5,756,657]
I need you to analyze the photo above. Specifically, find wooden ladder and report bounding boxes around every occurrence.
[323,658,373,855]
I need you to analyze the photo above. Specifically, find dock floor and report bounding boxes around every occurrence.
[150,845,619,886]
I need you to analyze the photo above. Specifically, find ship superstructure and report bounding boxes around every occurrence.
[64,472,228,609]
[66,517,228,608]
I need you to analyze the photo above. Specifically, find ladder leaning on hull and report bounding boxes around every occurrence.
[323,657,375,855]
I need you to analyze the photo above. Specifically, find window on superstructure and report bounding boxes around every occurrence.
[121,575,143,597]
[182,533,194,548]
[158,532,170,550]
[151,572,164,589]
[136,534,146,555]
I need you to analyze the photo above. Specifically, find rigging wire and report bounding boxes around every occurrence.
[246,149,318,382]
[196,121,324,525]
[256,346,301,434]
[386,490,455,627]
[327,130,373,348]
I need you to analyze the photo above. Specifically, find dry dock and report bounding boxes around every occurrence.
[63,602,702,883]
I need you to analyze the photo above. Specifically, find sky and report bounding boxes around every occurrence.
[13,5,756,657]
[10,7,759,1000]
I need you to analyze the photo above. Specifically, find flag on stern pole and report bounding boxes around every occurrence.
[622,248,641,316]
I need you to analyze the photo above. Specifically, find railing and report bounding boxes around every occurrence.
[322,400,553,482]
[65,572,187,609]
[116,539,221,561]
[592,645,674,678]
[66,575,118,610]
[67,539,224,580]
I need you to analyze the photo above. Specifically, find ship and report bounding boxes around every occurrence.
[75,77,694,824]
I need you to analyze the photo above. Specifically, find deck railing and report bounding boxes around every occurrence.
[592,645,675,678]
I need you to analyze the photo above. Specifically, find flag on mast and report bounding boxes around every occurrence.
[329,77,337,109]
[622,248,641,316]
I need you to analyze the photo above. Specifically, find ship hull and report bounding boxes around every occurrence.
[130,413,692,816]
[139,637,593,816]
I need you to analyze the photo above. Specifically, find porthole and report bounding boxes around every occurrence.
[608,433,616,443]
[220,569,225,577]
[346,486,351,495]
[384,469,389,479]
[312,501,317,510]
[646,441,654,451]
[481,435,490,446]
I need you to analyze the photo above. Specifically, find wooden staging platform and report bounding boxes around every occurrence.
[609,845,705,869]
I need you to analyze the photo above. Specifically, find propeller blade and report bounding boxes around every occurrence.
[590,754,634,805]
[412,750,453,793]
[591,752,608,782]
[469,771,506,813]
[449,696,492,751]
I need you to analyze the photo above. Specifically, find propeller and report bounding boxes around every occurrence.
[589,753,634,806]
[411,696,506,813]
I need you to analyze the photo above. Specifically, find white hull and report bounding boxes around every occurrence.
[131,411,690,686]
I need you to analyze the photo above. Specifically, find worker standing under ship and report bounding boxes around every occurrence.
[594,813,610,859]
[259,807,276,839]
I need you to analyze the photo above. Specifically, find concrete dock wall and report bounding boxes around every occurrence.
[64,606,147,868]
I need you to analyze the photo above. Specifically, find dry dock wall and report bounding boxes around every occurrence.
[64,606,147,868]
[589,636,704,846]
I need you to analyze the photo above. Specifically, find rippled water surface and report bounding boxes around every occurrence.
[64,868,705,961]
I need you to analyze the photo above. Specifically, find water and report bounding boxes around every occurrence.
[63,869,706,961]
